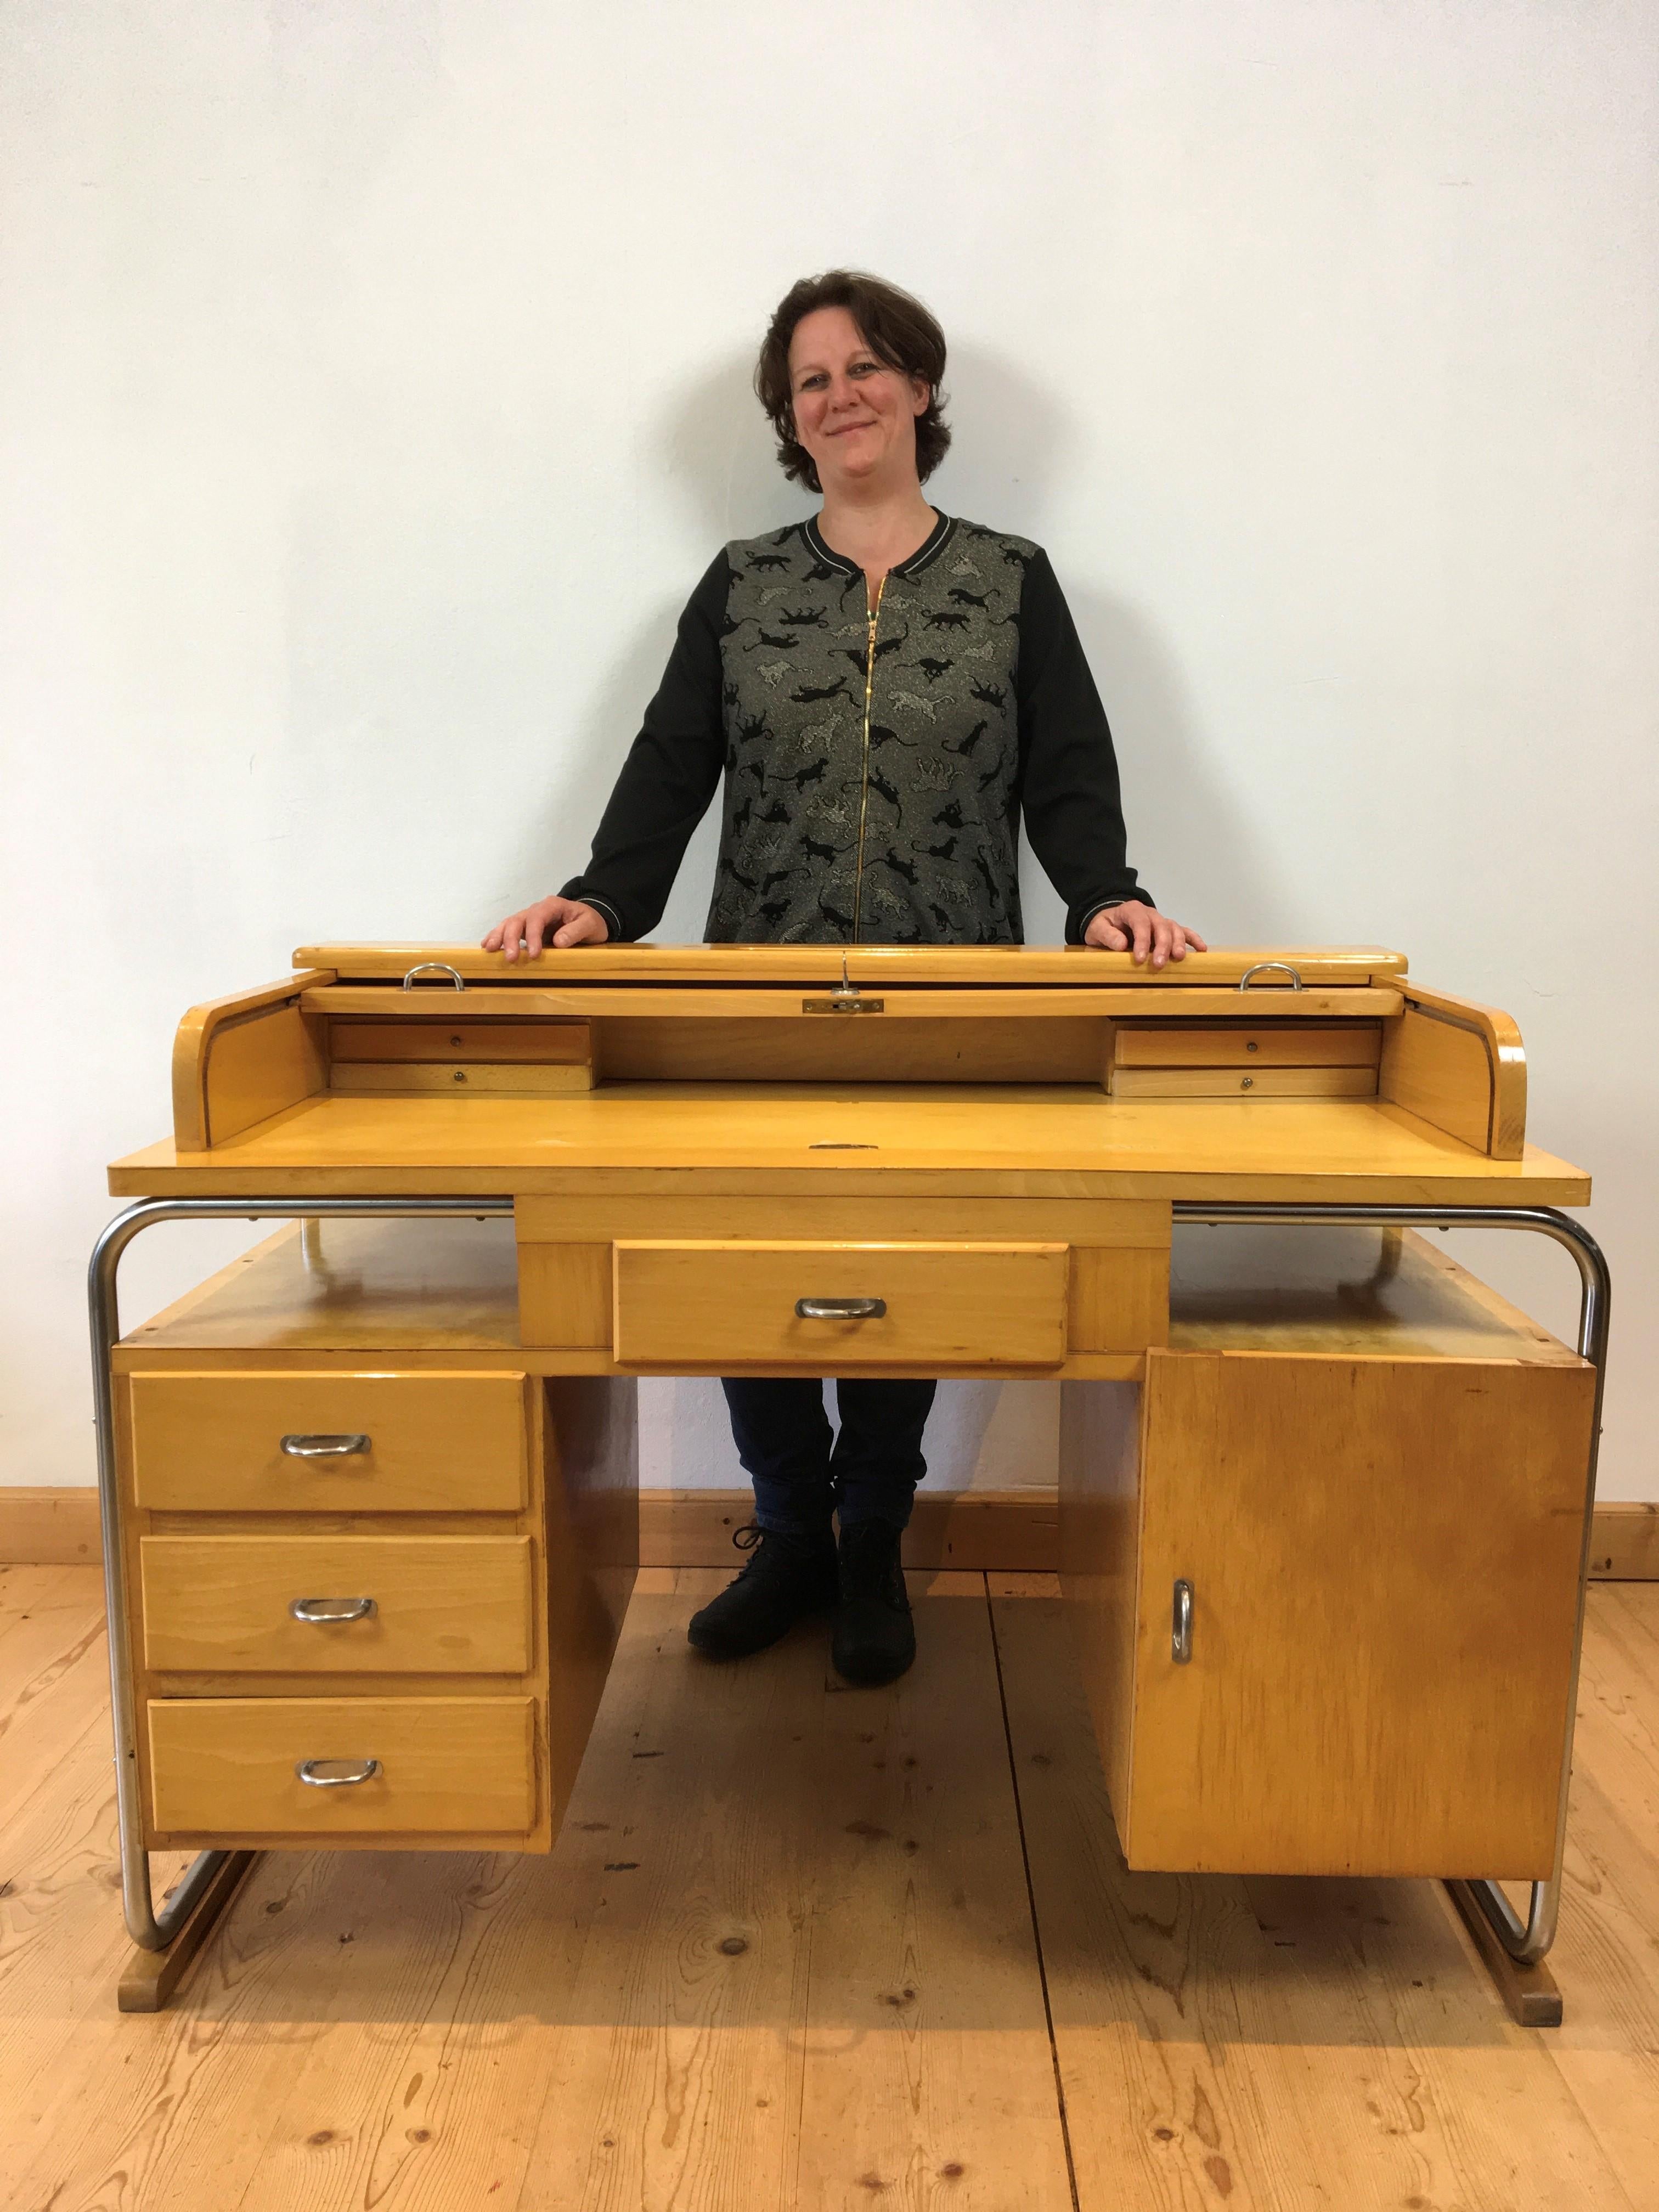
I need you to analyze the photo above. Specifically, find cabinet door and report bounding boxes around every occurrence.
[1125,1350,1593,1878]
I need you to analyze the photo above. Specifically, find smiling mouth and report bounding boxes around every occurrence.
[829,420,877,437]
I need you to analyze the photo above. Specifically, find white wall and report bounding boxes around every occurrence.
[3,0,1654,1499]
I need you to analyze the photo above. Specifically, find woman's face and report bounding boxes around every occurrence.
[786,306,929,494]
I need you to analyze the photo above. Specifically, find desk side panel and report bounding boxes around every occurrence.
[1058,1379,1143,1843]
[541,1372,639,1836]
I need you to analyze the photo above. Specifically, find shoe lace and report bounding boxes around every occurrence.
[729,1522,808,1584]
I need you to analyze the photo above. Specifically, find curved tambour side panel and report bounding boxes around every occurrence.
[1379,981,1527,1160]
[171,972,334,1150]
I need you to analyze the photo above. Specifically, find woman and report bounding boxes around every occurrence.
[486,270,1205,1686]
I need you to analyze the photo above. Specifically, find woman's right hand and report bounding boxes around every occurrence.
[482,895,610,962]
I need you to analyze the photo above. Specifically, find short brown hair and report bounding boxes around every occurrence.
[754,270,951,492]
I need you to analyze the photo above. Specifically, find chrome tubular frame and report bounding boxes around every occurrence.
[89,1195,514,1952]
[93,1195,1607,1973]
[1170,1201,1611,1966]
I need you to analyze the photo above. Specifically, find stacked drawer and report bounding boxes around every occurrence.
[514,1198,1172,1368]
[1107,1022,1381,1099]
[125,1369,543,1846]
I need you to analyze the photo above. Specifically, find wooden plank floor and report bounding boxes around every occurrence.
[0,1563,1656,2210]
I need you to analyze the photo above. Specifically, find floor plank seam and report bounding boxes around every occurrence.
[985,1581,1083,2212]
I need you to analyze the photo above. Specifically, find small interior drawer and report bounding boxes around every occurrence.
[1112,1066,1378,1099]
[128,1370,528,1512]
[140,1534,533,1674]
[146,1696,536,1837]
[1113,1023,1380,1068]
[613,1241,1069,1369]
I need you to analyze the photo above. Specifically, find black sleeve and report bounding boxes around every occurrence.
[1014,548,1153,943]
[559,551,731,941]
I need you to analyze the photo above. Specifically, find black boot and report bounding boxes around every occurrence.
[831,1519,916,1685]
[687,1523,838,1660]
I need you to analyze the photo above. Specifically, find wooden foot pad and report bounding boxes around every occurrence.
[117,1850,258,2013]
[1445,1878,1564,2028]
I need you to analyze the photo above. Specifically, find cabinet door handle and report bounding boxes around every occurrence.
[795,1296,887,1321]
[289,1596,377,1624]
[296,1757,381,1787]
[280,1434,370,1458]
[1171,1579,1194,1664]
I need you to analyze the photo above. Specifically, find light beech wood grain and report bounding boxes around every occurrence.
[1110,1064,1378,1098]
[138,1533,533,1674]
[1058,1376,1142,1823]
[145,1695,536,1835]
[201,1001,328,1147]
[1125,1350,1593,1875]
[296,939,1407,985]
[1114,1022,1381,1067]
[127,1368,529,1511]
[307,980,1405,1022]
[516,1192,1172,1245]
[331,1060,595,1094]
[1380,1002,1497,1152]
[1068,1242,1170,1350]
[109,1089,1592,1202]
[516,1241,614,1347]
[330,1018,592,1062]
[1393,981,1528,1158]
[169,969,333,1149]
[612,1238,1070,1368]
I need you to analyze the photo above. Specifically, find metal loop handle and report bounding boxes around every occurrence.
[289,1596,377,1624]
[1171,1578,1194,1663]
[1237,962,1304,992]
[280,1433,369,1459]
[795,1296,887,1321]
[296,1757,381,1787]
[402,962,466,991]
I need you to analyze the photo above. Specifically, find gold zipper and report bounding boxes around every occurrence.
[850,574,886,942]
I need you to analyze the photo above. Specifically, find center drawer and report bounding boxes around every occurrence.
[140,1534,533,1674]
[612,1240,1068,1369]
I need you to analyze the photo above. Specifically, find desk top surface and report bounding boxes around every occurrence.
[110,1085,1589,1203]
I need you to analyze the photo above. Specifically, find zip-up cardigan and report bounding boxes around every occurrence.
[561,511,1153,946]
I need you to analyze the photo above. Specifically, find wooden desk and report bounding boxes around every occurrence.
[93,944,1606,2022]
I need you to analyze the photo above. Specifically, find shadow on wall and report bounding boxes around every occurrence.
[504,343,1290,1493]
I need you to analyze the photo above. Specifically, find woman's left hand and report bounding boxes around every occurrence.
[1084,902,1209,969]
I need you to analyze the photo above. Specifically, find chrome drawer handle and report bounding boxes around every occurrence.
[280,1434,370,1458]
[402,962,465,991]
[296,1757,381,1787]
[795,1296,887,1321]
[1237,961,1303,992]
[289,1596,377,1624]
[1172,1578,1194,1664]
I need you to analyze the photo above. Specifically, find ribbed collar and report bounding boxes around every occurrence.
[803,510,955,581]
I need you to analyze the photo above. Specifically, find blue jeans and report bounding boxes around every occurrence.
[720,1378,937,1536]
